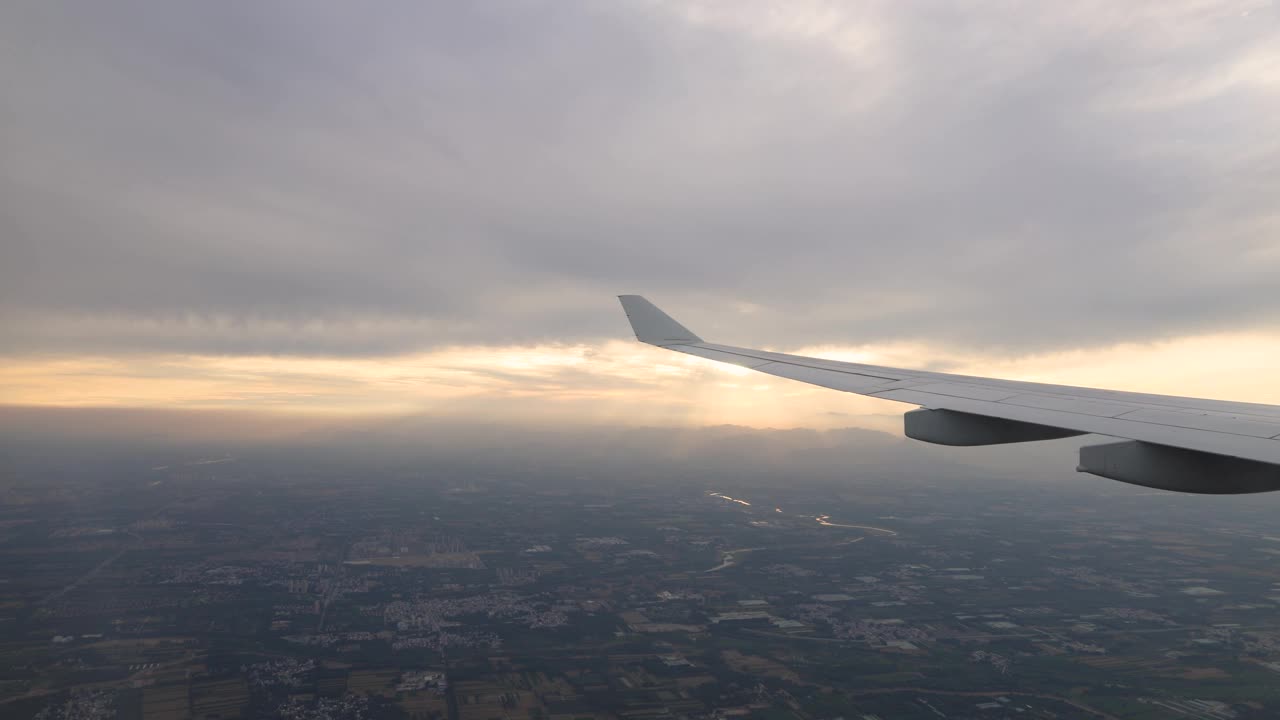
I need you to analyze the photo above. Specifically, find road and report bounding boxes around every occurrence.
[843,687,1121,720]
[41,531,142,605]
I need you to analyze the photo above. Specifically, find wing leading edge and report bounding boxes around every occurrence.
[617,295,1280,494]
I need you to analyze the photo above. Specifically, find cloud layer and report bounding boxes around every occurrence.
[4,1,1279,357]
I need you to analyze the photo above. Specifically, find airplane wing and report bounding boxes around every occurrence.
[618,295,1280,494]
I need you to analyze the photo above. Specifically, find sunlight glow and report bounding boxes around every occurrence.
[5,332,1280,431]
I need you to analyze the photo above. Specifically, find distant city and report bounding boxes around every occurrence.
[4,431,1280,720]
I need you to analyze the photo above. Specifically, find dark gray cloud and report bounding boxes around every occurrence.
[3,1,1278,356]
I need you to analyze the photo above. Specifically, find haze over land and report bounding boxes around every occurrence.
[6,413,1280,719]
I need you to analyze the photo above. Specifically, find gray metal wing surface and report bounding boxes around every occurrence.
[618,295,1280,494]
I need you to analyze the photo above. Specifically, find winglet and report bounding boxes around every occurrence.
[618,295,703,346]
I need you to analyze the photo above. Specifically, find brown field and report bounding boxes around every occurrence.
[454,674,553,720]
[1075,654,1226,679]
[347,668,400,698]
[721,650,802,684]
[400,689,449,720]
[454,679,516,720]
[142,684,188,720]
[346,552,484,568]
[1174,667,1231,679]
[190,678,248,719]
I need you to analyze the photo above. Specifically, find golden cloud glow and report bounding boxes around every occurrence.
[4,332,1280,432]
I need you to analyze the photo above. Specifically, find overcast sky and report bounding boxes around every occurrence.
[3,1,1279,422]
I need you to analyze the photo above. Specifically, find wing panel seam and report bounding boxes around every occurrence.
[691,344,904,382]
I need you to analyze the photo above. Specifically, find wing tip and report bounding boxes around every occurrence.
[617,295,703,345]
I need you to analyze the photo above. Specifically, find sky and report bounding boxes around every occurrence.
[2,1,1280,433]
